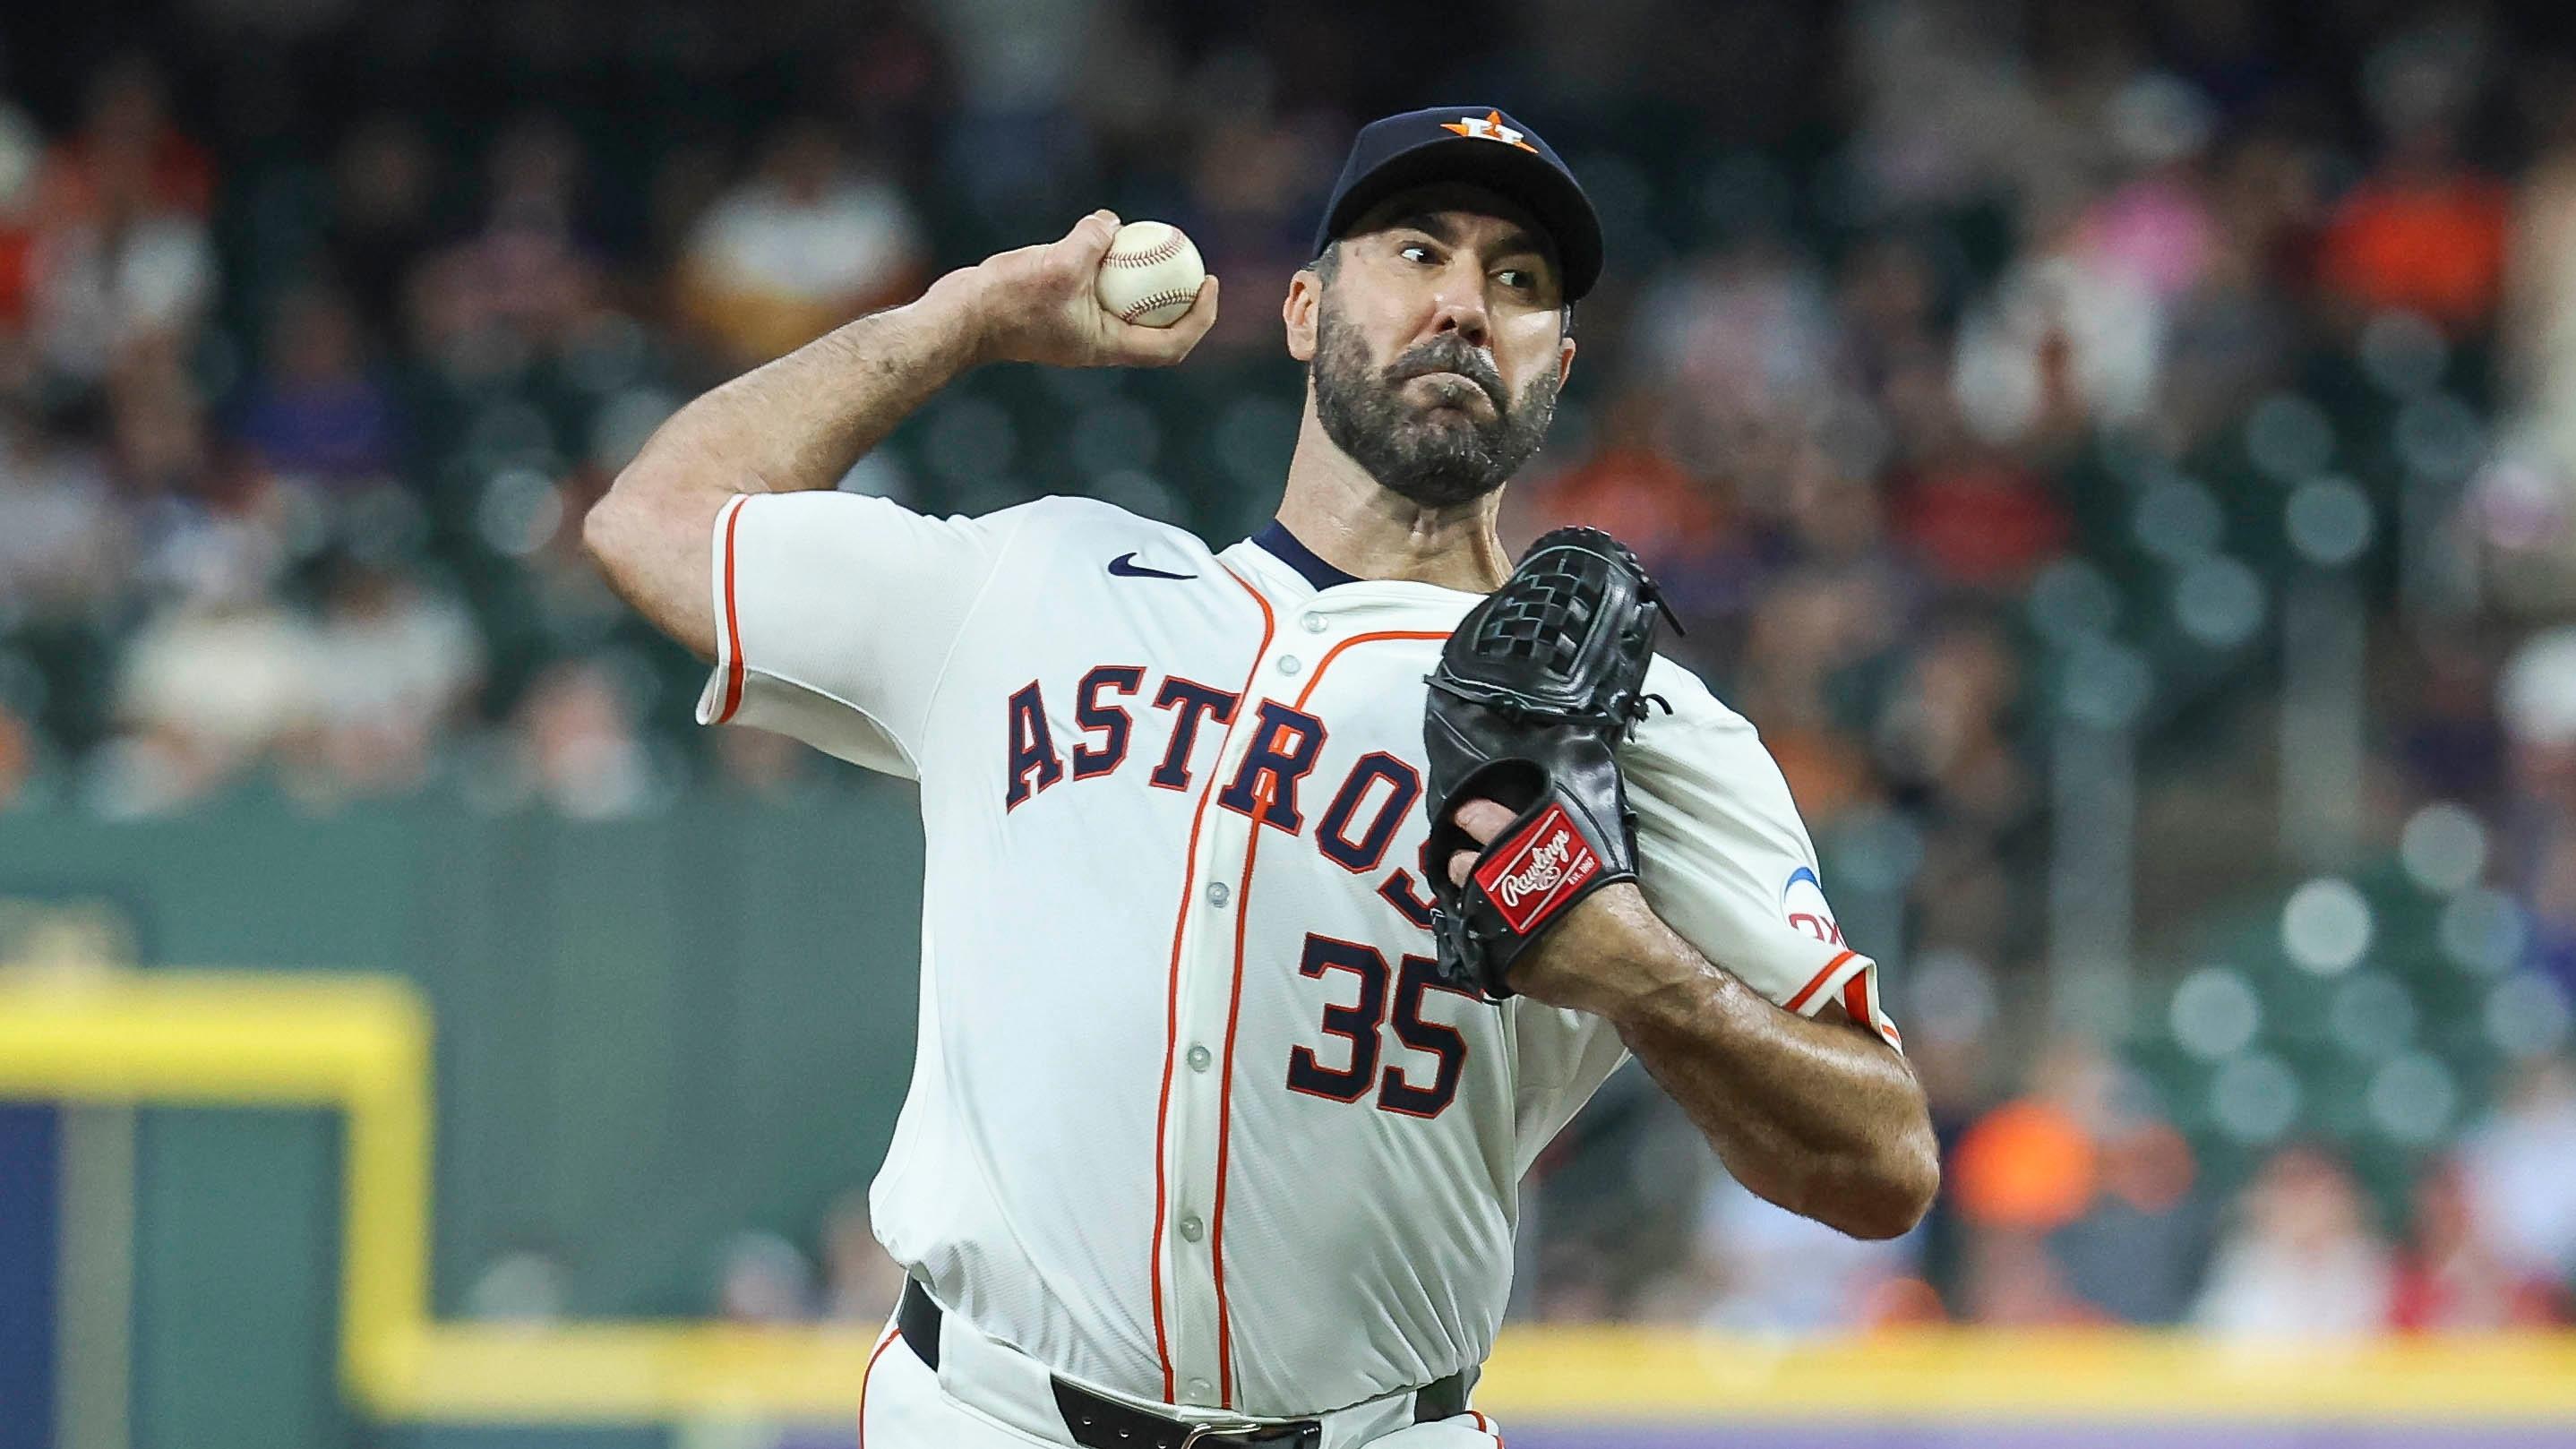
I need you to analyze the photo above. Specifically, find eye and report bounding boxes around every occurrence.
[1399,241,1438,265]
[1497,268,1535,292]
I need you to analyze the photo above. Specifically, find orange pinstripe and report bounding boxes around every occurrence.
[1206,626,1450,1407]
[856,1324,901,1448]
[1149,563,1275,1402]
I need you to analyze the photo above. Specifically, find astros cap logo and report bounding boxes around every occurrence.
[1439,109,1538,153]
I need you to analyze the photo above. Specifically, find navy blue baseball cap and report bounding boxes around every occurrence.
[1312,106,1602,302]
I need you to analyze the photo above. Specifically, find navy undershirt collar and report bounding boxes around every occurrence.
[1249,519,1363,591]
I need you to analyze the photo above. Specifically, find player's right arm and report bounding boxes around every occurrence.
[583,210,1217,658]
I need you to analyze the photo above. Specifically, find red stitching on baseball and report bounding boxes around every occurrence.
[1119,289,1198,321]
[1104,234,1189,268]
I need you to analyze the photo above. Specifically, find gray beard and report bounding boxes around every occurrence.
[1310,305,1559,509]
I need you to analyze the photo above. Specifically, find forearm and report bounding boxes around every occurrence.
[635,269,987,503]
[584,269,991,654]
[1593,899,1938,1239]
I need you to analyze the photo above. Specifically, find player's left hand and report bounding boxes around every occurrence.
[1443,798,1667,1018]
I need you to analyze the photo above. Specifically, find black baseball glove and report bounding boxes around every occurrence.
[1421,527,1678,999]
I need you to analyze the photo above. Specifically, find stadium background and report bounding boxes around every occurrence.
[5,0,2576,1445]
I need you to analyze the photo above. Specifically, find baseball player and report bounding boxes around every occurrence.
[588,107,1937,1449]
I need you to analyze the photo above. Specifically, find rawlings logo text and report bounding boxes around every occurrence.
[1475,804,1599,933]
[1494,828,1576,906]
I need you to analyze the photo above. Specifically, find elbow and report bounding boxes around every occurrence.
[582,480,641,579]
[1831,1132,1942,1241]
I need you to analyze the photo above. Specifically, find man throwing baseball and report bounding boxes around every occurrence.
[588,107,1938,1449]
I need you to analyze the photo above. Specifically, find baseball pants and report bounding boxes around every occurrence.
[855,1309,1507,1449]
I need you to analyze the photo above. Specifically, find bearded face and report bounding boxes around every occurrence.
[1309,294,1561,509]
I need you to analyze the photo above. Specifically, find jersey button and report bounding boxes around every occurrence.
[1186,1377,1215,1402]
[1205,882,1230,908]
[1179,1213,1205,1242]
[1186,1044,1213,1072]
[1301,613,1328,634]
[1276,655,1301,675]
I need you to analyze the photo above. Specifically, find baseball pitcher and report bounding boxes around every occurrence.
[588,107,1938,1449]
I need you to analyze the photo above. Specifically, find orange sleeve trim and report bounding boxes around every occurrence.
[715,498,748,724]
[1783,949,1859,1013]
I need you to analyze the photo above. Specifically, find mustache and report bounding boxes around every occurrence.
[1387,340,1506,412]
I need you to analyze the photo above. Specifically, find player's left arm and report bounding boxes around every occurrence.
[1449,802,1936,1239]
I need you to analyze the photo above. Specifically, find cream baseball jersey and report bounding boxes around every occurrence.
[696,490,1901,1419]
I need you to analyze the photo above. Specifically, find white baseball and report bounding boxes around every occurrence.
[1095,220,1206,328]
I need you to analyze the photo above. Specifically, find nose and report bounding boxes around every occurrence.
[1427,265,1492,350]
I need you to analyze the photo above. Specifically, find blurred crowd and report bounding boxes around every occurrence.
[10,0,2576,1335]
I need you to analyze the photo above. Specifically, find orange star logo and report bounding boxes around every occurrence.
[1440,110,1538,153]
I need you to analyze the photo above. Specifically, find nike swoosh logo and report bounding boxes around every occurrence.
[1108,553,1198,580]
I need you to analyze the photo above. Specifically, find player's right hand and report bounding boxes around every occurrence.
[959,211,1219,370]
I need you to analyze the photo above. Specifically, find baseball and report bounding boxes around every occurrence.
[1095,220,1206,328]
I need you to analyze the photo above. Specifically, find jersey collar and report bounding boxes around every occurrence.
[1246,520,1362,592]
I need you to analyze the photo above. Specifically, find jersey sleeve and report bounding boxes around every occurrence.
[696,490,1025,776]
[1620,666,1904,1050]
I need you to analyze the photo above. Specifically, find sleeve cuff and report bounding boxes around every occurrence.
[696,494,751,726]
[1782,948,1904,1051]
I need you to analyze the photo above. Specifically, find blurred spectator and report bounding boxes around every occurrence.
[1952,223,2163,449]
[297,559,482,799]
[715,725,818,798]
[820,1188,907,1322]
[0,401,126,617]
[2458,1058,2576,1291]
[0,88,45,333]
[1730,572,1888,827]
[0,700,35,809]
[1674,1169,1925,1334]
[1949,1038,2206,1325]
[2192,1145,2395,1336]
[2389,1154,2565,1331]
[25,59,215,389]
[40,56,212,222]
[27,144,214,390]
[402,116,601,383]
[2076,74,2222,307]
[97,567,313,813]
[2054,1117,2206,1325]
[2487,79,2576,604]
[1960,1226,2103,1326]
[679,122,926,368]
[325,116,443,337]
[716,1230,817,1323]
[1517,387,1743,616]
[233,286,398,485]
[1952,1046,2101,1238]
[511,657,656,819]
[2318,29,2507,336]
[1873,617,2031,836]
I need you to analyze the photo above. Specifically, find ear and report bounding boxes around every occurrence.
[1557,333,1576,389]
[1284,268,1321,363]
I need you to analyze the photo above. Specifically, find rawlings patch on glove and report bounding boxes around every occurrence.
[1421,527,1677,999]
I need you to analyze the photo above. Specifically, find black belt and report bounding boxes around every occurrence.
[897,1279,1472,1449]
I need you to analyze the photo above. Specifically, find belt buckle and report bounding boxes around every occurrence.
[1177,1420,1274,1448]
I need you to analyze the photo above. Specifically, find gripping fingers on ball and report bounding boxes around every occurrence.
[1445,799,1517,887]
[1114,276,1219,365]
